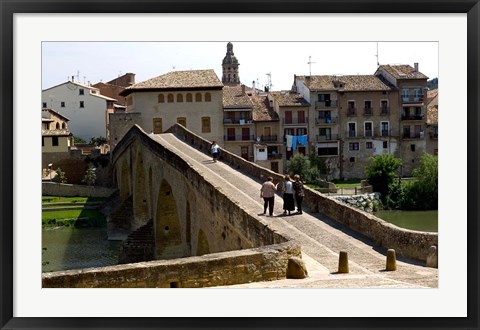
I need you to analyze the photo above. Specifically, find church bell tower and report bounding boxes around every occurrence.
[222,42,240,85]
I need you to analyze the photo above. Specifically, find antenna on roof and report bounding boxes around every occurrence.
[375,42,380,67]
[307,56,316,76]
[265,73,272,92]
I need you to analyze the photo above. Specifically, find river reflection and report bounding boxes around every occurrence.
[373,210,438,232]
[42,226,121,272]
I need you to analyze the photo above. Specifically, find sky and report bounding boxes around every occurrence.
[42,41,438,92]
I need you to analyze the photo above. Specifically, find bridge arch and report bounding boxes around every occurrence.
[155,179,182,259]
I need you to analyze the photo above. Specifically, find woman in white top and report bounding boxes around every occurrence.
[211,141,220,162]
[282,174,295,215]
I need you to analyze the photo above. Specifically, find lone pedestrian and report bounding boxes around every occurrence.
[293,174,305,214]
[211,141,220,162]
[281,174,295,215]
[260,176,277,216]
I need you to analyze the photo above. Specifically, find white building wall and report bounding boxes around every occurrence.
[42,82,109,141]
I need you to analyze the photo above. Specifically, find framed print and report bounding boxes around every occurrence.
[1,1,479,329]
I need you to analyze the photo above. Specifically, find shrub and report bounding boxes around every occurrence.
[365,154,402,201]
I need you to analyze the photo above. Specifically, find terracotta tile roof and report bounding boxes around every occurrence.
[297,75,392,91]
[378,64,429,80]
[251,95,279,121]
[223,85,253,108]
[427,89,438,106]
[270,92,310,107]
[122,69,223,94]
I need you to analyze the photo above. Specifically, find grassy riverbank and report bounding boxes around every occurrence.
[42,195,107,228]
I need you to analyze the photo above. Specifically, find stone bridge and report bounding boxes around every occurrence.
[42,124,438,288]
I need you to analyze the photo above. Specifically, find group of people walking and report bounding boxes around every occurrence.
[260,174,305,217]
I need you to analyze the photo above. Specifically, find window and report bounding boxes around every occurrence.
[61,102,65,107]
[296,128,307,136]
[79,101,84,108]
[364,101,372,115]
[195,93,202,102]
[319,128,332,140]
[177,94,183,102]
[201,117,211,133]
[411,144,416,151]
[153,118,162,134]
[347,101,356,115]
[364,122,373,137]
[79,89,84,95]
[402,89,409,101]
[55,123,60,129]
[42,102,47,108]
[381,122,389,136]
[366,142,373,149]
[317,144,338,156]
[380,100,388,114]
[205,93,211,102]
[348,122,356,137]
[167,94,174,103]
[186,93,193,102]
[383,141,388,149]
[62,123,66,129]
[158,94,165,103]
[52,136,59,146]
[42,137,44,147]
[349,157,355,163]
[349,142,359,151]
[298,111,306,124]
[177,117,186,127]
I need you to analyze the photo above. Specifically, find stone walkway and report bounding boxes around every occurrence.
[151,133,438,289]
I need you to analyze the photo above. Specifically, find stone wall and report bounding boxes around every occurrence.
[167,123,437,262]
[42,241,301,288]
[43,182,116,198]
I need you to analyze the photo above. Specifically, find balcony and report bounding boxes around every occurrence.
[346,108,357,116]
[315,100,337,109]
[402,132,424,139]
[402,95,424,104]
[267,153,283,160]
[315,116,338,125]
[380,106,389,115]
[282,118,309,125]
[223,118,253,125]
[224,134,255,142]
[259,135,278,143]
[316,134,338,142]
[363,107,373,116]
[401,114,424,121]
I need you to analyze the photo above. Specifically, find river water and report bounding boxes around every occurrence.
[42,226,121,273]
[373,210,438,232]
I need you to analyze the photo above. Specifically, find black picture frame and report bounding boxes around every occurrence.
[1,1,479,329]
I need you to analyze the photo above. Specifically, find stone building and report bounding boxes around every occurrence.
[118,69,225,146]
[42,108,73,157]
[375,64,429,176]
[93,72,136,107]
[425,89,438,156]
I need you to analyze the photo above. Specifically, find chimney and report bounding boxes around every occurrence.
[414,63,419,72]
[71,76,74,82]
[241,84,245,95]
[252,80,256,95]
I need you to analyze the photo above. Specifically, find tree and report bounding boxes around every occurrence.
[81,166,97,186]
[286,153,311,182]
[408,153,438,209]
[53,167,68,184]
[73,136,86,144]
[90,136,107,146]
[365,154,402,201]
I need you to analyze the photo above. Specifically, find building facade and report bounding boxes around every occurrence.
[42,80,117,141]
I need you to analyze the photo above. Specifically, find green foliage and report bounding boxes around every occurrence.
[286,153,311,182]
[53,167,67,183]
[385,154,438,210]
[81,166,97,186]
[365,154,402,201]
[73,136,86,144]
[89,136,107,146]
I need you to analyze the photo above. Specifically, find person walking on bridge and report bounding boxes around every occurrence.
[211,141,220,162]
[293,174,305,214]
[260,176,277,217]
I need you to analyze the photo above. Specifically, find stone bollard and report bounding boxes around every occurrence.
[338,251,349,273]
[426,245,438,268]
[386,249,397,271]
